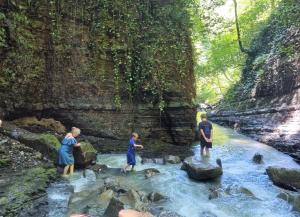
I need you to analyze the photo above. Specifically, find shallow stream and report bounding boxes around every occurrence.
[47,125,300,217]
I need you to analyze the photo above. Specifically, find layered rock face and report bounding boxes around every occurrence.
[210,1,300,162]
[0,1,196,156]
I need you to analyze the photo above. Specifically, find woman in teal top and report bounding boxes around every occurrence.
[58,127,81,176]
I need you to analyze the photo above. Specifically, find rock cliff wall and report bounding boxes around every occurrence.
[210,0,300,162]
[0,0,196,156]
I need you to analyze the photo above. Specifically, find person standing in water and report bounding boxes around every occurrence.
[58,127,81,176]
[123,132,144,173]
[199,113,213,157]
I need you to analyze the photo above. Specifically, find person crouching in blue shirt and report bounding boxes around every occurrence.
[123,133,144,173]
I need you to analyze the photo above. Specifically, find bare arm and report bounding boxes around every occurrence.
[134,144,144,149]
[74,142,81,147]
[209,129,213,143]
[200,129,209,142]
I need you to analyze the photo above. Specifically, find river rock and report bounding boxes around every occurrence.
[266,166,300,191]
[73,141,97,169]
[182,157,223,181]
[253,153,263,164]
[90,164,109,173]
[164,155,181,164]
[277,191,300,212]
[104,197,124,217]
[158,210,183,217]
[99,189,115,203]
[148,192,165,202]
[142,158,166,165]
[143,168,160,179]
[127,189,147,211]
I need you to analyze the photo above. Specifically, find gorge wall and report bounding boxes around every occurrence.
[0,0,196,157]
[210,0,300,162]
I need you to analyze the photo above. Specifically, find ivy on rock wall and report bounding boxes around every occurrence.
[0,0,195,112]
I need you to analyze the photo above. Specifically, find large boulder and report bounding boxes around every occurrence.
[0,123,60,161]
[182,157,222,181]
[13,116,66,134]
[73,141,97,168]
[266,166,300,191]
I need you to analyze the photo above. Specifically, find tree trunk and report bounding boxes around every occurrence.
[233,0,252,55]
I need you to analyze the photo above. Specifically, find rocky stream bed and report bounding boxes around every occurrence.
[2,123,300,217]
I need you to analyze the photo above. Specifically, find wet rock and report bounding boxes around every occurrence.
[239,187,255,197]
[182,157,223,181]
[90,164,109,173]
[104,177,120,190]
[0,167,57,217]
[266,166,300,191]
[104,197,124,217]
[1,123,60,161]
[143,168,161,179]
[253,153,263,164]
[142,158,166,165]
[127,189,147,211]
[148,192,165,202]
[277,191,300,212]
[164,155,181,164]
[73,141,97,169]
[208,188,220,200]
[99,189,115,204]
[158,210,183,217]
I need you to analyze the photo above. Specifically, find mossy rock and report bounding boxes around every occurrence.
[79,141,97,153]
[0,158,11,167]
[73,141,97,168]
[0,166,57,217]
[13,117,66,134]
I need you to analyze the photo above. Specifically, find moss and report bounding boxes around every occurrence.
[13,117,66,134]
[80,141,97,153]
[2,166,57,217]
[0,158,11,167]
[39,133,61,150]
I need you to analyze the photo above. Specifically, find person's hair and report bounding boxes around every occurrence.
[132,132,138,138]
[200,113,207,119]
[71,127,81,136]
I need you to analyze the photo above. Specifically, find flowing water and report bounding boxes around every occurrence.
[47,125,300,217]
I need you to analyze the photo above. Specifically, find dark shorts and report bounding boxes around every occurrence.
[200,138,212,149]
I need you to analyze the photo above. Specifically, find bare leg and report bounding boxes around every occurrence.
[123,164,130,173]
[63,165,70,175]
[70,164,74,175]
[205,147,210,157]
[201,146,205,156]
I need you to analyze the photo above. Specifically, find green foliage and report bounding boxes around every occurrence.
[0,0,195,110]
[39,133,61,150]
[193,0,279,104]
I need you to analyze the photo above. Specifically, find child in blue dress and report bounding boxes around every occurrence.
[123,133,144,173]
[58,127,81,176]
